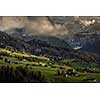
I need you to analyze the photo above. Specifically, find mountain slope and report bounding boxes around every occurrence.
[2,29,100,65]
[0,47,100,82]
[81,38,100,54]
[27,35,72,49]
[0,31,32,52]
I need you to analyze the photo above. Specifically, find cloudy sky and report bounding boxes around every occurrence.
[0,16,99,36]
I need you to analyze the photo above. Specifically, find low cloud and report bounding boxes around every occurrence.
[0,17,70,36]
[0,16,98,36]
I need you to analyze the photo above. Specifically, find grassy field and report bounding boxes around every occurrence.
[0,48,100,82]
